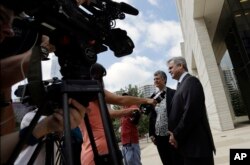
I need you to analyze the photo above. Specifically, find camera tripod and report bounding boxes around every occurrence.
[27,129,82,165]
[8,79,123,165]
[27,133,64,165]
[58,79,123,165]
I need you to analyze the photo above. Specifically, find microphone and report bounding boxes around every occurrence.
[153,91,166,103]
[119,2,139,16]
[88,0,139,16]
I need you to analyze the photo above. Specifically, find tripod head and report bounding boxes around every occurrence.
[15,62,107,116]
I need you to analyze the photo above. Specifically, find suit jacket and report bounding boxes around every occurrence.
[168,74,216,157]
[149,87,175,137]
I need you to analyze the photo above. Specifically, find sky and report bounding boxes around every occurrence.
[97,0,183,91]
[12,0,183,98]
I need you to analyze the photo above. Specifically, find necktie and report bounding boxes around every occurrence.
[177,82,181,90]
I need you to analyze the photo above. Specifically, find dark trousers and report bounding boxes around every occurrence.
[155,136,183,165]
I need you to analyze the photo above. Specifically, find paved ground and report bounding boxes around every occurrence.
[139,117,250,165]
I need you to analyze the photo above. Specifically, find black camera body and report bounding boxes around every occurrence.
[9,0,139,109]
[140,90,166,115]
[129,110,141,125]
[1,0,138,70]
[15,62,107,116]
[14,78,100,115]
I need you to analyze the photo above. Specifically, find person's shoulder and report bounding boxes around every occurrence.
[185,75,203,88]
[184,74,198,82]
[188,75,200,83]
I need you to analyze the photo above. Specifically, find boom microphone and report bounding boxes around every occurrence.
[89,0,139,16]
[118,2,139,16]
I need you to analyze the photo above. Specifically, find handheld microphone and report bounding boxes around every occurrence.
[140,90,166,115]
[153,91,166,103]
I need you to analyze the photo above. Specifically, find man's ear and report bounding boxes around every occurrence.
[176,63,181,68]
[179,64,184,69]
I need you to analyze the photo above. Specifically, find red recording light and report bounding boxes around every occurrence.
[60,36,70,45]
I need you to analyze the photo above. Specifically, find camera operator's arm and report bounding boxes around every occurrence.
[0,88,16,135]
[1,131,21,164]
[0,50,32,88]
[0,35,55,88]
[0,98,86,164]
[0,51,32,135]
[104,89,156,106]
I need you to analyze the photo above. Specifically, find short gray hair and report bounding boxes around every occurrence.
[167,56,188,71]
[154,70,167,84]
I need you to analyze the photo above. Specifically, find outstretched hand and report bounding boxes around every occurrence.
[146,98,157,106]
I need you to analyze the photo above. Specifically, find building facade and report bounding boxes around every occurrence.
[175,0,250,130]
[139,85,156,98]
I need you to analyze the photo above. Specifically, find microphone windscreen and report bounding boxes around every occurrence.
[120,2,139,16]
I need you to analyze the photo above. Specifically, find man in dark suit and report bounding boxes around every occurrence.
[148,70,182,165]
[167,56,216,165]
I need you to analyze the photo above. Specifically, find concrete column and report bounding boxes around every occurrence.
[193,18,234,131]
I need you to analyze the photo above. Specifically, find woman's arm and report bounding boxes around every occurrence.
[109,108,138,119]
[104,89,156,106]
[0,50,32,88]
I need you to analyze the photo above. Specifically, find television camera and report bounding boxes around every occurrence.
[2,0,140,109]
[3,0,139,164]
[1,0,138,62]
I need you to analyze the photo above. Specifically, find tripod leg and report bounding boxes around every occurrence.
[84,114,100,165]
[62,93,74,165]
[97,92,123,165]
[45,134,55,165]
[27,141,45,165]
